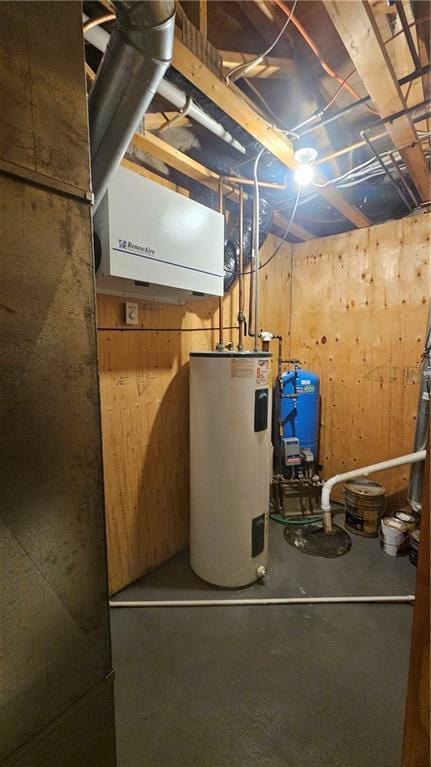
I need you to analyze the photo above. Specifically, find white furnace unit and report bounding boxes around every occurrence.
[190,352,273,587]
[94,166,224,303]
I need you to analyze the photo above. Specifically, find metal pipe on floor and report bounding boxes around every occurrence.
[110,595,415,608]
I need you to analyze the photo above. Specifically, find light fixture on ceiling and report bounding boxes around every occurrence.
[294,147,318,186]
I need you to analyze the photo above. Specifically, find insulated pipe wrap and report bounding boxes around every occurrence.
[224,197,273,292]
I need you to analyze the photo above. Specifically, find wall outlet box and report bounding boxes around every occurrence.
[124,301,139,325]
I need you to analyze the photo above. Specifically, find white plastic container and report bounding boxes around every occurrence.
[190,352,273,587]
[380,517,407,556]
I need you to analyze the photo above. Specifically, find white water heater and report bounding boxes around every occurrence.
[190,352,273,587]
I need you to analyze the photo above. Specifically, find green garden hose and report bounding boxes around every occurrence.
[270,513,323,526]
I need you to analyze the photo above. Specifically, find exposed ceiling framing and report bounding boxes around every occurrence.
[83,0,430,241]
[172,35,371,227]
[220,50,295,79]
[325,0,430,201]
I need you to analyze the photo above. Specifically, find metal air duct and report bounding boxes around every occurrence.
[89,1,175,210]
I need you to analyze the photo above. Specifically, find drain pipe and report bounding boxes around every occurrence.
[321,450,427,533]
[83,13,246,158]
[408,308,431,512]
[110,595,414,608]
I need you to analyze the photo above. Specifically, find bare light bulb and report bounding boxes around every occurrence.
[294,163,314,186]
[293,147,317,187]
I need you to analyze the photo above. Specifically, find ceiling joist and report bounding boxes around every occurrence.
[221,50,295,79]
[172,36,371,228]
[325,1,430,202]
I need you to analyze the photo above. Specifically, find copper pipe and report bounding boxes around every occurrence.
[238,187,245,351]
[316,132,388,165]
[221,175,287,190]
[317,121,431,167]
[218,180,225,350]
[83,13,115,32]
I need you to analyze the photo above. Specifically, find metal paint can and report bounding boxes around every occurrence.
[380,517,408,557]
[344,479,386,537]
[394,509,418,532]
[409,529,420,566]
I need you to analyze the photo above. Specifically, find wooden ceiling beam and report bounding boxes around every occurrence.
[144,112,192,131]
[325,1,430,202]
[131,130,220,187]
[173,36,296,167]
[172,36,370,228]
[273,211,317,240]
[221,50,295,79]
[121,157,190,197]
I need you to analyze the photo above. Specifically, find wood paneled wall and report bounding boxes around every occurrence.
[97,214,430,593]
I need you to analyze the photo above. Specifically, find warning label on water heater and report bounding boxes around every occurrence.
[256,359,271,387]
[231,358,255,378]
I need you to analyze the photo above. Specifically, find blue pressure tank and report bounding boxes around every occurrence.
[281,367,320,460]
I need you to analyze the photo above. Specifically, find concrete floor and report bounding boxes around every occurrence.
[111,516,415,767]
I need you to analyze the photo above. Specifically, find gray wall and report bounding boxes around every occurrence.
[0,3,115,764]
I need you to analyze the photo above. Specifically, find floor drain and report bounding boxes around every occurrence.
[284,522,352,558]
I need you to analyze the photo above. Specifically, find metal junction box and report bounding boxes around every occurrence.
[94,166,224,304]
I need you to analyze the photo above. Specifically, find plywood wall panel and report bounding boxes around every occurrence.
[288,214,430,505]
[97,216,429,592]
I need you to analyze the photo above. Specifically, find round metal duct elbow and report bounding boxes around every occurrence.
[89,0,175,211]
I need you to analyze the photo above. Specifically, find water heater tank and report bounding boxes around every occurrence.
[190,352,273,587]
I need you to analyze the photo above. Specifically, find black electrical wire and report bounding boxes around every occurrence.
[259,188,301,270]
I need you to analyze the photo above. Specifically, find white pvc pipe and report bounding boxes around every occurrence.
[320,449,427,533]
[110,595,415,608]
[83,15,246,154]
